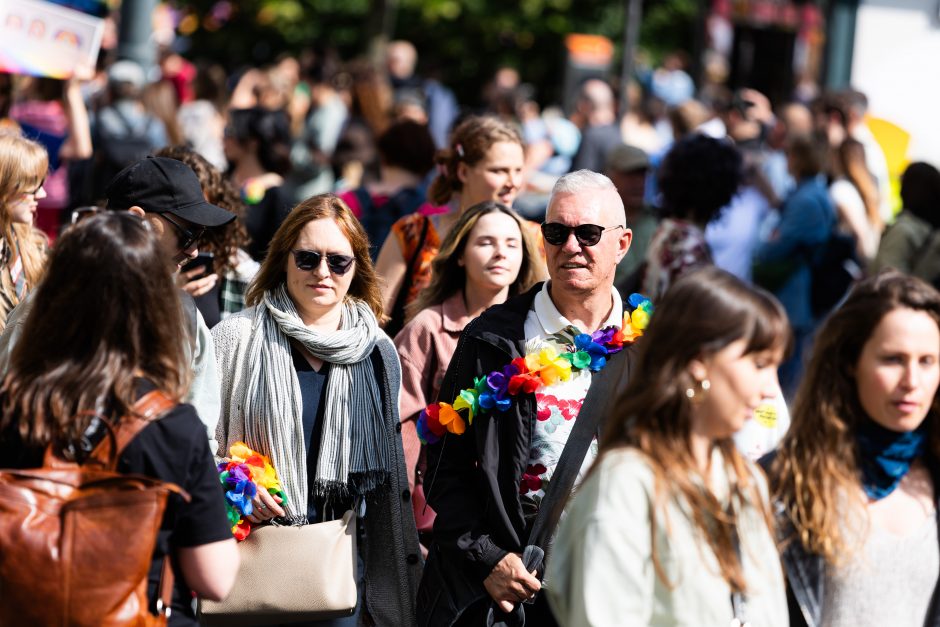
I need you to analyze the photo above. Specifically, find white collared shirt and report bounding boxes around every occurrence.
[518,283,623,521]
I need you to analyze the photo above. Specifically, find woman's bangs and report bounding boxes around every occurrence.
[743,298,792,358]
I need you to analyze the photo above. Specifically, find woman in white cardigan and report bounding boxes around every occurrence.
[212,194,421,626]
[547,267,790,626]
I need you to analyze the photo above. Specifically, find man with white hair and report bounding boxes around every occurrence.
[418,171,641,626]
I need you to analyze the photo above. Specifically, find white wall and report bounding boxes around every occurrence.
[852,0,940,165]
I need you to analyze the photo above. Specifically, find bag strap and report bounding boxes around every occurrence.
[88,390,177,468]
[110,105,136,136]
[155,553,175,620]
[527,346,632,552]
[388,215,430,332]
[729,503,749,627]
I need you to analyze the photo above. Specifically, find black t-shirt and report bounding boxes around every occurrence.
[244,185,293,261]
[0,383,232,626]
[193,282,222,329]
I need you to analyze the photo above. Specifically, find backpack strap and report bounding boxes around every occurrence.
[386,215,430,337]
[88,390,177,468]
[155,554,176,620]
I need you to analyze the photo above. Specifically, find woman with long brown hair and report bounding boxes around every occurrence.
[547,267,790,626]
[829,137,882,261]
[0,132,50,331]
[767,270,940,627]
[374,115,533,336]
[212,193,421,625]
[393,201,543,528]
[0,212,238,624]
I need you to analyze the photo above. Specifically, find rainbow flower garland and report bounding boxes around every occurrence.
[417,294,653,445]
[217,442,288,541]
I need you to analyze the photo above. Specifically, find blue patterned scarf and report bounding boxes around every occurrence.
[856,419,927,500]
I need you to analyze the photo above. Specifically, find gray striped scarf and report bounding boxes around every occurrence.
[241,285,389,523]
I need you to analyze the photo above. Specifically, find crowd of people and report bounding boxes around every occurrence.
[1,33,939,627]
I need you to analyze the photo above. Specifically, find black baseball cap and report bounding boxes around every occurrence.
[105,156,235,228]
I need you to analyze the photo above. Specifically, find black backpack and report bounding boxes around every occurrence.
[93,107,159,200]
[353,186,425,261]
[810,230,864,318]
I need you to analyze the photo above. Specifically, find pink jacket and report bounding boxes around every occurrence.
[392,292,471,490]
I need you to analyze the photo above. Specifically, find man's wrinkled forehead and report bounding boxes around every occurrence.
[546,187,619,224]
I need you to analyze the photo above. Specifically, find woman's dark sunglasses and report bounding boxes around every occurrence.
[161,213,206,251]
[541,222,624,247]
[292,250,355,275]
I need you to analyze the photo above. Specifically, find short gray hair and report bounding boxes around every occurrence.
[548,170,625,223]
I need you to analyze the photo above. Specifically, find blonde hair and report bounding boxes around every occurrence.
[0,132,50,327]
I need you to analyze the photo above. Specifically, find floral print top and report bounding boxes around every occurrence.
[519,283,623,521]
[391,213,444,311]
[642,217,712,302]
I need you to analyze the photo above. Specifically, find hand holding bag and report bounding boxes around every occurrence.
[198,508,358,627]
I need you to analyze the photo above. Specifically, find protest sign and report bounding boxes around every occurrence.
[0,0,104,78]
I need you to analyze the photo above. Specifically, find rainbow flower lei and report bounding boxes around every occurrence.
[417,293,653,445]
[217,442,288,541]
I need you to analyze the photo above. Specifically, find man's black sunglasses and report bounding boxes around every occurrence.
[161,213,206,252]
[291,250,355,275]
[541,222,624,247]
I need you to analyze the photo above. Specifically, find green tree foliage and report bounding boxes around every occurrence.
[181,0,698,107]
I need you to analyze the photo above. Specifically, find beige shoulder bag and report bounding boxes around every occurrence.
[198,508,358,626]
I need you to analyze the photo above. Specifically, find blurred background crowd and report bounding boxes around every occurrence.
[1,0,938,399]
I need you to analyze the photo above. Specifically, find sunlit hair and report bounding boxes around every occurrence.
[548,169,625,223]
[142,81,184,145]
[407,201,544,320]
[0,132,50,326]
[156,145,249,275]
[246,194,383,317]
[427,115,523,206]
[834,138,880,229]
[0,213,190,447]
[770,270,940,565]
[598,266,791,593]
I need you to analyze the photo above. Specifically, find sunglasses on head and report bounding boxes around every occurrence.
[540,222,624,247]
[291,250,355,275]
[161,213,206,252]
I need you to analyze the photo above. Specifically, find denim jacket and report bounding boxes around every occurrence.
[762,452,940,627]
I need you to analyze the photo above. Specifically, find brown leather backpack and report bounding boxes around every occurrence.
[0,390,189,626]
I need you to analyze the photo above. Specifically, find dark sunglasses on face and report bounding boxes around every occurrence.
[161,213,206,252]
[291,250,355,275]
[540,222,625,247]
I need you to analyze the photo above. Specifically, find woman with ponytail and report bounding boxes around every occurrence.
[767,270,940,627]
[375,115,537,336]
